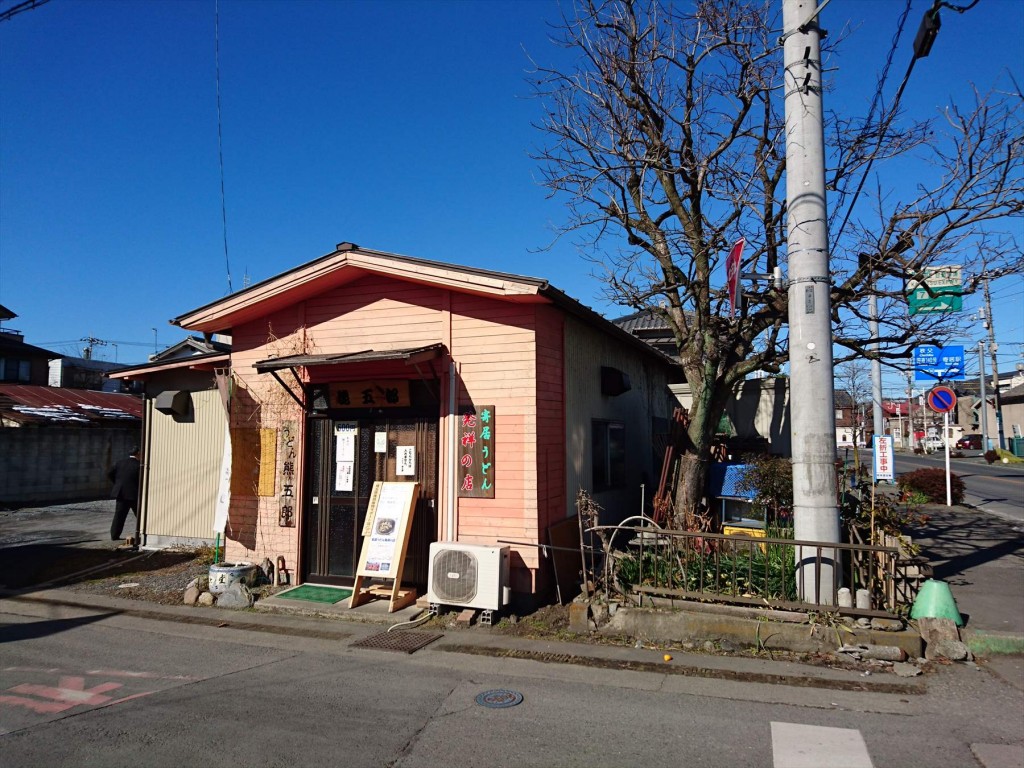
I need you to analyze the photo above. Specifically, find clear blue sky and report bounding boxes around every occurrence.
[1,0,1021,388]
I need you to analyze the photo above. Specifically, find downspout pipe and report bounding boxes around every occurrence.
[447,360,457,541]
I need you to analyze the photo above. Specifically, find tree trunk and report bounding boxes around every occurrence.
[673,453,712,531]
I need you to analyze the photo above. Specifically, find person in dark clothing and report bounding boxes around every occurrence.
[108,446,141,541]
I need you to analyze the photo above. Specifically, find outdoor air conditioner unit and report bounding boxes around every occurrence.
[427,542,510,611]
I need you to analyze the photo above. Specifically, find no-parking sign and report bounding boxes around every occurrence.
[926,385,957,414]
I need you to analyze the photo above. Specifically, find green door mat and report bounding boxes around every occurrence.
[276,584,353,604]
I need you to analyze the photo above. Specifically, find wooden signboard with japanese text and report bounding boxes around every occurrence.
[457,405,495,498]
[328,380,410,409]
[350,481,419,612]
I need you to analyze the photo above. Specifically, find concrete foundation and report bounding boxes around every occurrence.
[571,602,922,658]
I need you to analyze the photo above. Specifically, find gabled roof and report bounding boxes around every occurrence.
[1003,383,1024,404]
[0,384,142,425]
[151,335,231,362]
[0,304,16,321]
[172,242,680,369]
[0,334,61,359]
[108,351,230,380]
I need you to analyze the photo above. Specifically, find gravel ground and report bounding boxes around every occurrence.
[61,549,214,605]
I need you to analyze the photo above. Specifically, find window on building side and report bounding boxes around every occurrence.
[592,420,626,490]
[0,357,31,383]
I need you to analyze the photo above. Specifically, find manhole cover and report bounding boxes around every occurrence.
[475,689,523,708]
[350,631,442,654]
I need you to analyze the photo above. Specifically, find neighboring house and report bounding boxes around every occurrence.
[954,371,1024,446]
[109,343,232,549]
[0,384,142,505]
[613,310,792,456]
[48,356,131,391]
[148,335,231,363]
[669,378,791,456]
[998,383,1024,445]
[0,306,61,385]
[834,390,866,447]
[168,242,680,604]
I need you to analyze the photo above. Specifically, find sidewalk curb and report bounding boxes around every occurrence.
[962,629,1024,657]
[0,588,925,694]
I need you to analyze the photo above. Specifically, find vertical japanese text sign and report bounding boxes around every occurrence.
[278,421,297,526]
[457,405,495,498]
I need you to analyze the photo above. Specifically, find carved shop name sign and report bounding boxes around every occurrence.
[328,380,410,409]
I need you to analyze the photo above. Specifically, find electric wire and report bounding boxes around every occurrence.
[215,0,232,294]
[828,0,912,232]
[832,0,982,245]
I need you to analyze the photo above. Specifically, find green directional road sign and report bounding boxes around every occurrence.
[907,265,962,315]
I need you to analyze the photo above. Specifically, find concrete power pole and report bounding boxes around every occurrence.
[981,278,1006,449]
[870,293,884,439]
[783,0,839,604]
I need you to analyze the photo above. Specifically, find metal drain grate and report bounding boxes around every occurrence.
[350,631,442,654]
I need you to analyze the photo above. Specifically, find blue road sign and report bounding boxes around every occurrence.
[914,344,965,381]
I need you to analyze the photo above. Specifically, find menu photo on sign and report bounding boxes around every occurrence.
[457,405,495,498]
[356,481,419,579]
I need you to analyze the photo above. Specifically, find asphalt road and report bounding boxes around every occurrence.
[889,451,1024,523]
[1,597,1022,768]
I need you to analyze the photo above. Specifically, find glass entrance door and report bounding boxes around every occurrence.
[303,415,437,587]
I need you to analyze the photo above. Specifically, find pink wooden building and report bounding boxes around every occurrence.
[172,243,679,603]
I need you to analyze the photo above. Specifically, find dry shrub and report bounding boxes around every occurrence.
[897,468,965,505]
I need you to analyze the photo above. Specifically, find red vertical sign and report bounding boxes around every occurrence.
[726,237,745,319]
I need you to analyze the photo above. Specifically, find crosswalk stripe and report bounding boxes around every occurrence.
[771,721,874,768]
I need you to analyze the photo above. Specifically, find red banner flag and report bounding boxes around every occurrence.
[726,237,745,318]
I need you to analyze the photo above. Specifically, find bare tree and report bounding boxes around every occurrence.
[533,0,1023,526]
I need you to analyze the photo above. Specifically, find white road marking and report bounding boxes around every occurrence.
[772,721,874,768]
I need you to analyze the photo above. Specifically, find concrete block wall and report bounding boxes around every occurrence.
[0,426,141,506]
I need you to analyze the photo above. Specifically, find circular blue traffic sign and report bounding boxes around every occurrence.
[927,385,957,414]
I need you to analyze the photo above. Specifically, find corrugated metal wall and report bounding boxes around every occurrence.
[143,388,226,542]
[563,316,673,523]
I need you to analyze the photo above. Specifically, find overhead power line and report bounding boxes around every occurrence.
[832,0,981,245]
[0,0,50,24]
[215,0,233,295]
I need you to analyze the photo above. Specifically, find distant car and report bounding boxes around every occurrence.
[921,436,946,451]
[956,434,983,450]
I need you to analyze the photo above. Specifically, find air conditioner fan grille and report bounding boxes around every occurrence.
[431,548,479,604]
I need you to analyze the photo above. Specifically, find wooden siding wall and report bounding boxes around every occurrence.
[224,275,546,593]
[449,293,541,593]
[563,316,673,524]
[143,388,226,544]
[226,301,310,567]
[534,305,566,537]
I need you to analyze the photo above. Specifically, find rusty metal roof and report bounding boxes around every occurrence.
[0,385,142,425]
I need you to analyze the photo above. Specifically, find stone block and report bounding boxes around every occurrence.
[568,601,591,633]
[216,583,254,609]
[870,617,904,632]
[197,591,215,606]
[928,638,970,661]
[183,586,200,605]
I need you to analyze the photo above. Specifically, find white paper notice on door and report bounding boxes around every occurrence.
[374,431,387,454]
[335,461,354,492]
[335,422,356,462]
[396,446,416,476]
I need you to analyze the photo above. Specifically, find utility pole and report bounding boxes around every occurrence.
[783,0,838,604]
[870,292,884,439]
[981,278,1005,449]
[906,372,915,450]
[978,341,989,450]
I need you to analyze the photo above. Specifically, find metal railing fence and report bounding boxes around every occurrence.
[590,524,908,617]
